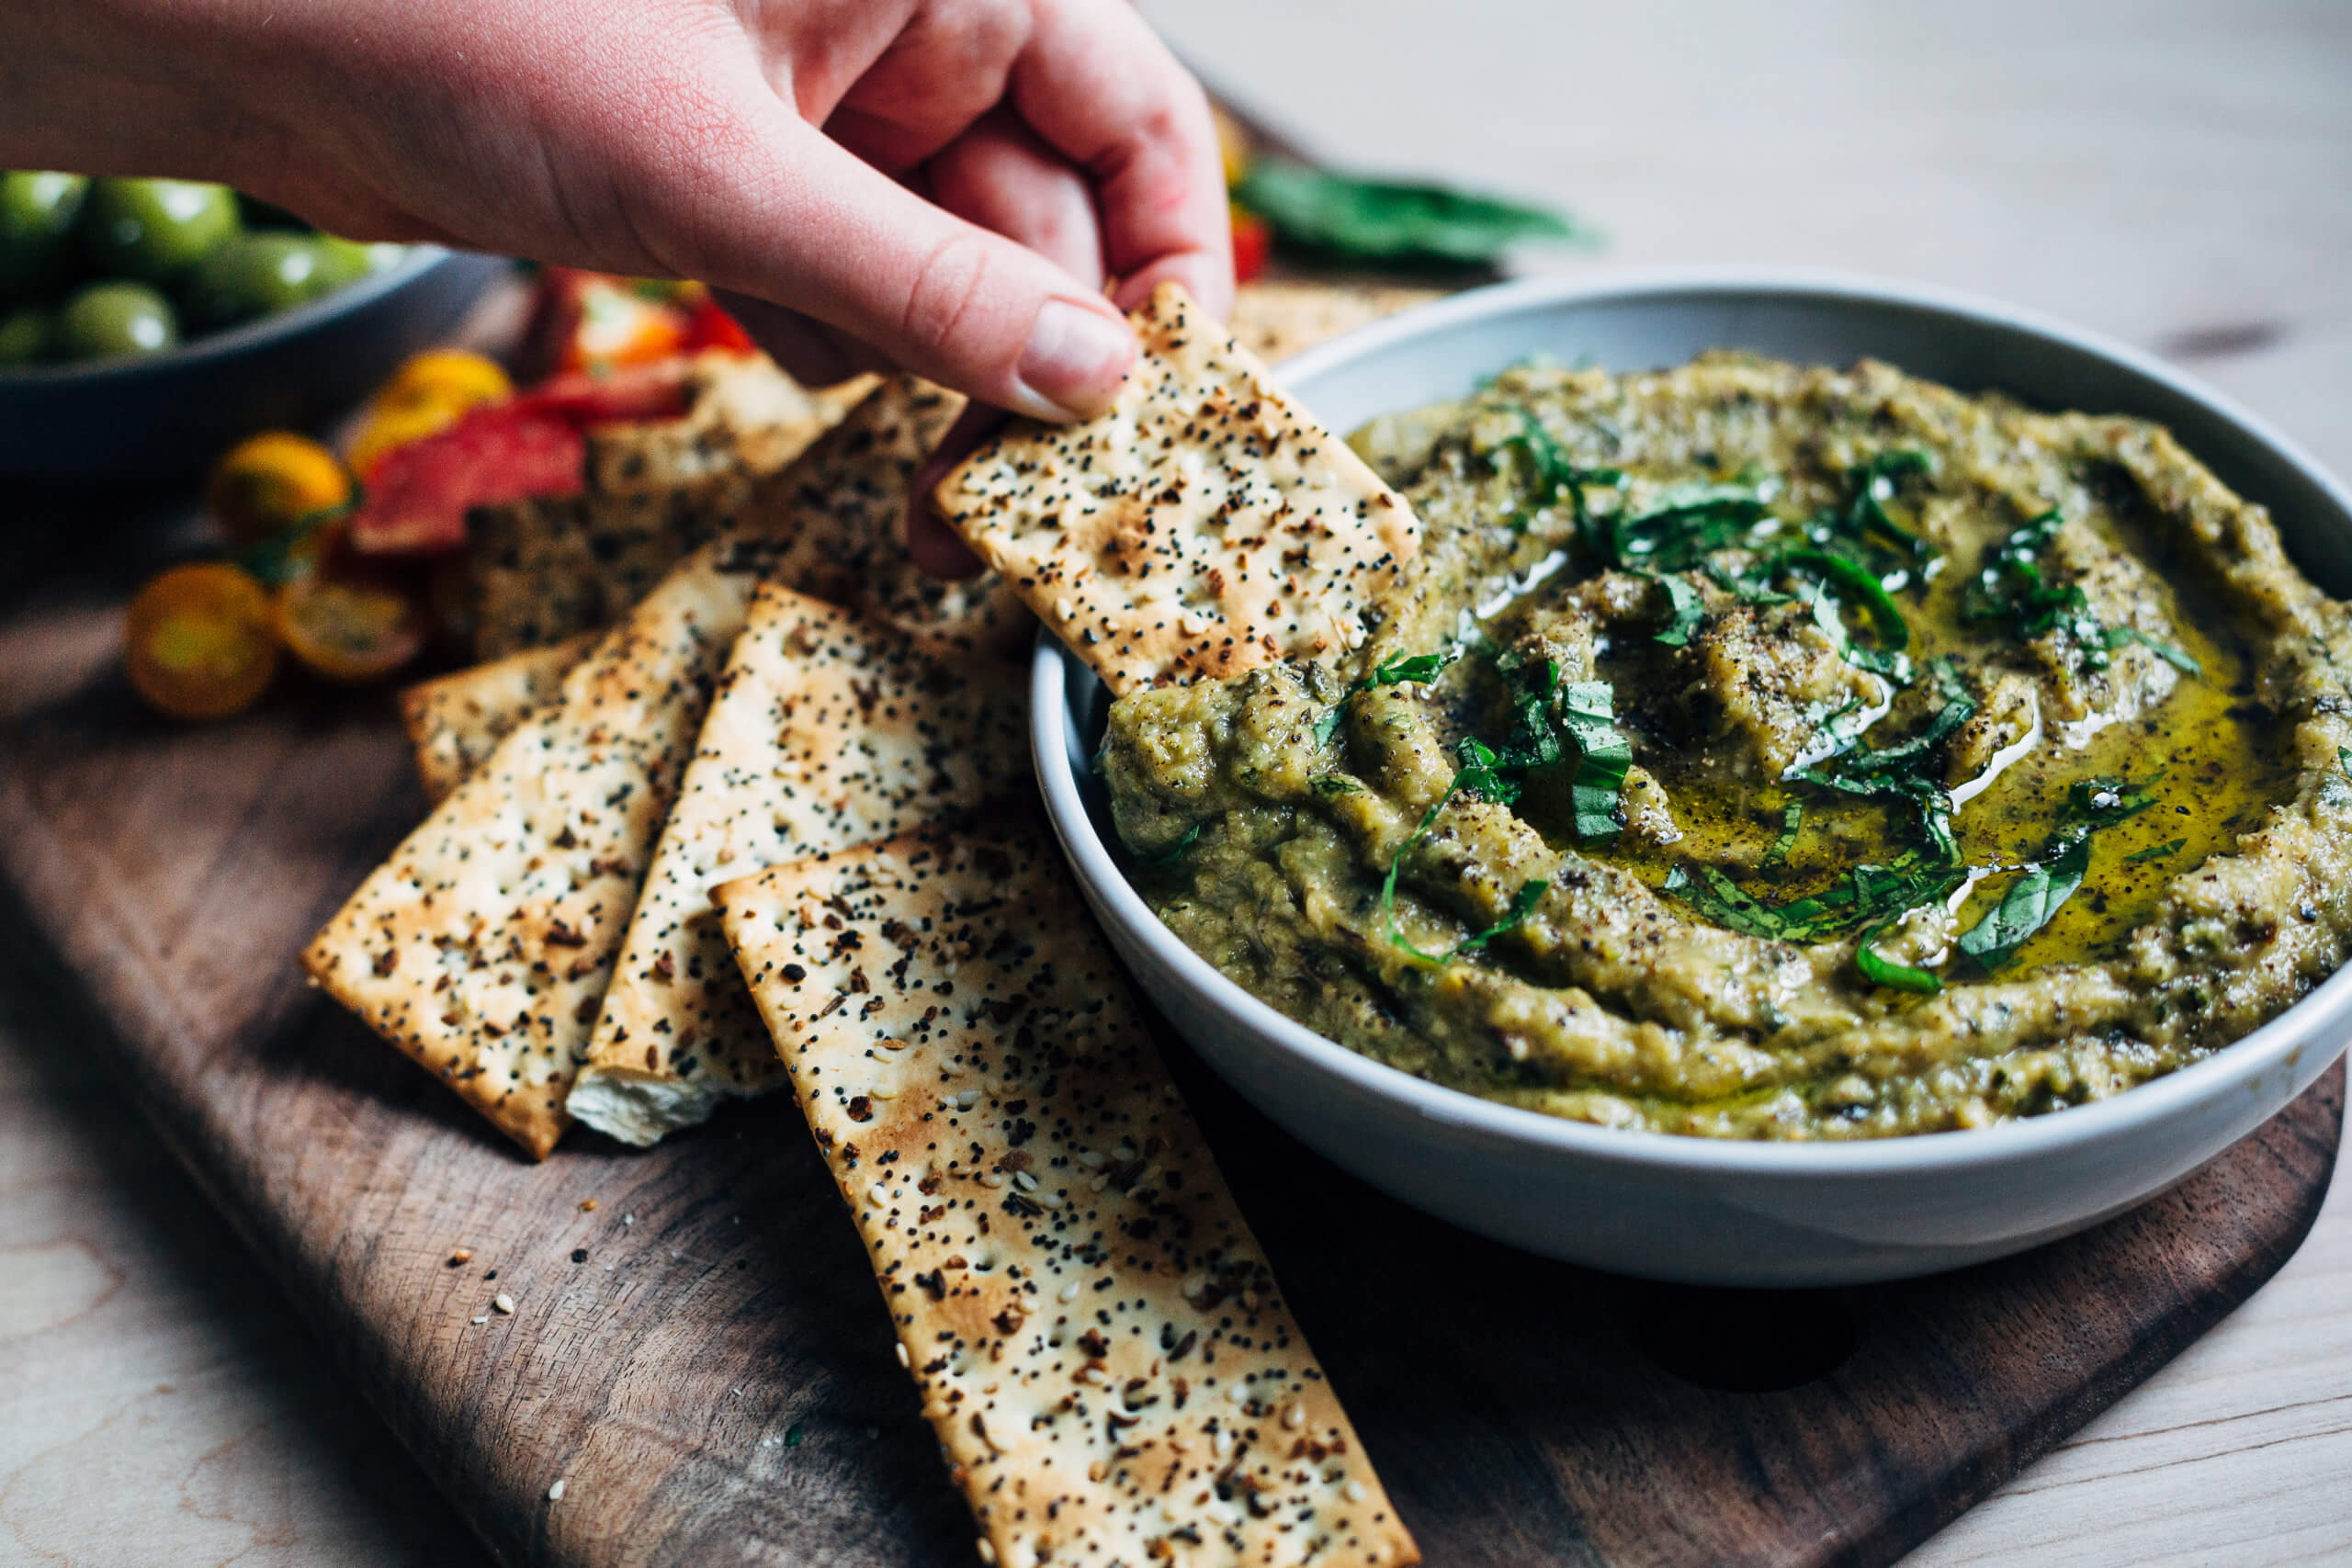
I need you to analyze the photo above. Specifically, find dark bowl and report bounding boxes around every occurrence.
[0,247,511,481]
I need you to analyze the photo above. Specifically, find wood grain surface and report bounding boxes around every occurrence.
[0,511,2341,1568]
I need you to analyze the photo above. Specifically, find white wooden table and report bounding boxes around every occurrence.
[3,1,2347,1562]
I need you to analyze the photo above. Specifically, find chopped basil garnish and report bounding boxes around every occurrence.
[1313,646,1464,747]
[1758,801,1804,877]
[1557,680,1632,840]
[1451,877,1552,958]
[1127,822,1202,867]
[2123,837,2186,865]
[1858,921,1945,994]
[1665,851,1968,947]
[1494,409,1623,540]
[1951,774,2159,969]
[2104,625,2203,676]
[1310,775,1361,797]
[1645,570,1705,647]
[1955,834,2090,969]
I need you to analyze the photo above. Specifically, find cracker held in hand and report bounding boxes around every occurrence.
[397,633,596,807]
[933,281,1419,696]
[303,533,786,1157]
[715,824,1417,1568]
[569,584,1028,1146]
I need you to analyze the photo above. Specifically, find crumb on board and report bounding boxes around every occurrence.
[470,1314,490,1325]
[492,1293,516,1314]
[447,1248,471,1267]
[548,1479,567,1502]
[580,1199,598,1212]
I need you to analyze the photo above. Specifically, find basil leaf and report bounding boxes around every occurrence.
[2104,625,2203,677]
[1452,877,1550,957]
[1842,451,1935,564]
[1494,410,1622,540]
[1662,863,1791,940]
[1452,734,1523,808]
[1966,510,2117,668]
[2341,745,2352,784]
[1558,680,1630,840]
[1758,801,1804,877]
[1128,822,1203,867]
[1957,832,2090,968]
[1366,649,1457,688]
[1235,159,1586,266]
[1310,775,1361,797]
[1646,570,1705,647]
[1310,707,1345,749]
[2123,837,2185,865]
[1858,921,1944,994]
[1613,492,1771,572]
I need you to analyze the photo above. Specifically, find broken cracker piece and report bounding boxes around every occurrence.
[569,584,1028,1146]
[303,530,788,1158]
[933,281,1419,696]
[397,633,597,807]
[715,821,1417,1568]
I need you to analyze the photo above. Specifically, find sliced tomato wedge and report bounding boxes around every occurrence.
[515,358,695,426]
[275,560,428,682]
[346,404,586,555]
[680,291,756,355]
[1231,208,1272,284]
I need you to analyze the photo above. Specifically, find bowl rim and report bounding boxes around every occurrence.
[0,243,458,386]
[1032,263,2352,1179]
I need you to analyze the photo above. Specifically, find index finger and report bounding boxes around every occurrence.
[1008,0,1233,319]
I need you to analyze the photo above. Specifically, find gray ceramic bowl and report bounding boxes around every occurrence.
[1033,267,2352,1287]
[0,246,509,481]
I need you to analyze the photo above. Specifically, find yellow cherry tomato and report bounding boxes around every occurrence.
[274,565,427,682]
[378,348,511,413]
[124,562,281,720]
[345,395,469,480]
[345,349,514,479]
[205,431,352,546]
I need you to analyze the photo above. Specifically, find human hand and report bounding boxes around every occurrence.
[9,0,1230,437]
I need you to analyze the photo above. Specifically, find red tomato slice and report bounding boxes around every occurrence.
[515,359,695,426]
[680,293,756,355]
[346,405,586,555]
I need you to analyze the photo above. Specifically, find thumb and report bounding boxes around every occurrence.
[681,113,1136,422]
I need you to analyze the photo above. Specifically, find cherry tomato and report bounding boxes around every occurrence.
[274,559,427,682]
[124,563,280,720]
[206,431,352,546]
[378,348,512,413]
[1231,208,1272,284]
[345,349,514,479]
[564,276,689,372]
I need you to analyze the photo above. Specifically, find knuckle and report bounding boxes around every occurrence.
[898,230,1008,364]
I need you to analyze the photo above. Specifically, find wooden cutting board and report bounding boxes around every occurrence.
[0,546,2339,1568]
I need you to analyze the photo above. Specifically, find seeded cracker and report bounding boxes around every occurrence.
[569,584,1028,1145]
[1225,281,1442,367]
[469,355,871,660]
[417,375,1020,809]
[302,531,781,1157]
[306,376,1009,1155]
[933,282,1419,696]
[746,374,1034,665]
[713,823,1417,1568]
[397,633,597,807]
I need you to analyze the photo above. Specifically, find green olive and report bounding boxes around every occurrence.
[313,234,409,280]
[183,232,354,328]
[0,303,50,364]
[55,280,179,360]
[0,171,91,296]
[80,177,240,285]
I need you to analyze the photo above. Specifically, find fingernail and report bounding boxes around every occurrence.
[1012,299,1135,421]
